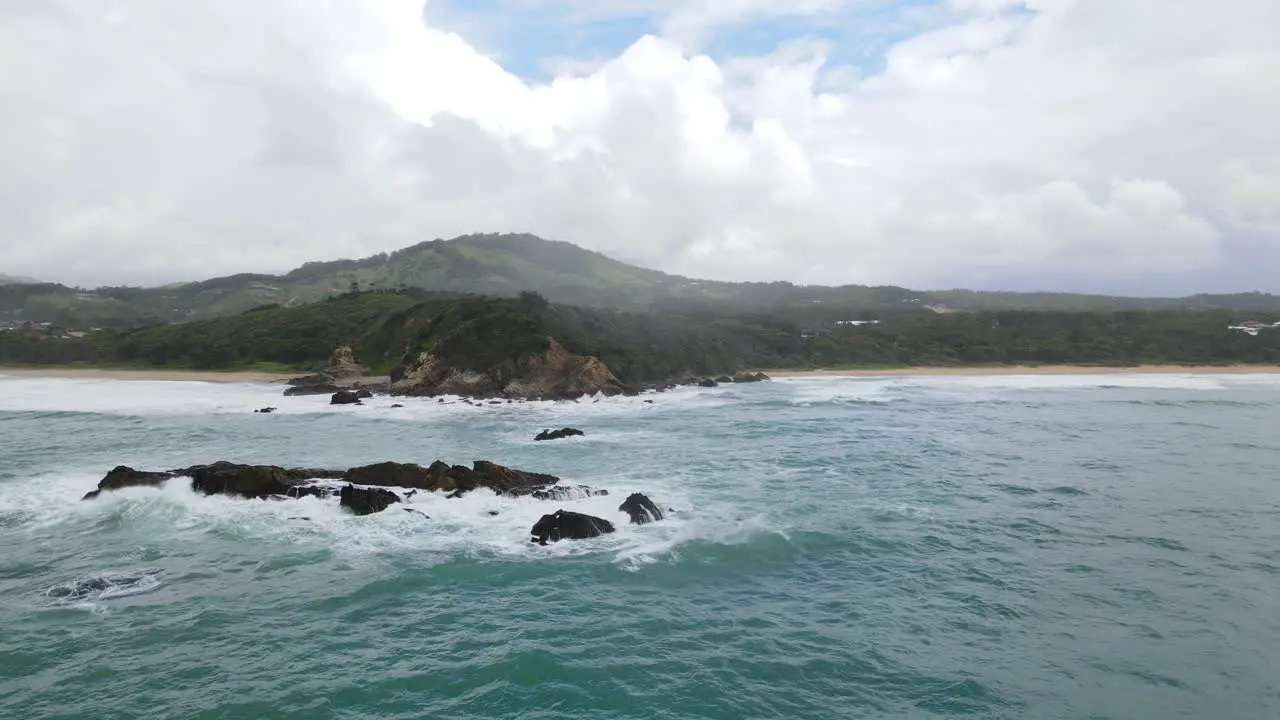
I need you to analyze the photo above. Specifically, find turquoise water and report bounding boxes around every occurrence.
[1,373,1277,719]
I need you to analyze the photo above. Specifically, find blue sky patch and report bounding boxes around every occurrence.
[424,0,954,81]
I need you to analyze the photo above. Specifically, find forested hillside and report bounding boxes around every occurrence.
[3,291,1278,380]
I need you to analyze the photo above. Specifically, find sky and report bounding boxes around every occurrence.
[0,0,1277,294]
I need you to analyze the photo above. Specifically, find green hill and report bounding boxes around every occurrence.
[4,290,1279,377]
[4,232,1280,329]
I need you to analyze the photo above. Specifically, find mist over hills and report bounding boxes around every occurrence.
[4,233,1279,328]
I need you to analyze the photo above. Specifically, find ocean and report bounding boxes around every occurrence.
[0,373,1277,719]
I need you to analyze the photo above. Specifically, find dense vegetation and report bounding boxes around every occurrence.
[6,233,1280,329]
[3,291,1278,381]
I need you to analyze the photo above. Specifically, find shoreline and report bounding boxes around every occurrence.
[762,364,1280,378]
[3,364,1280,384]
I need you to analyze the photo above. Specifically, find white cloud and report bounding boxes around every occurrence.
[0,0,1277,291]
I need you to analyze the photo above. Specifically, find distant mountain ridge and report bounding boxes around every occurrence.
[3,232,1280,327]
[0,274,41,285]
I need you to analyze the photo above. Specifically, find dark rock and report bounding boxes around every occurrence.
[343,462,443,491]
[183,462,343,499]
[403,508,430,519]
[448,460,562,498]
[697,378,719,388]
[733,371,770,383]
[619,493,664,525]
[715,375,733,384]
[254,407,277,414]
[534,427,585,442]
[82,466,177,500]
[339,484,399,515]
[390,404,405,409]
[284,383,341,397]
[643,399,654,404]
[389,365,407,383]
[487,510,500,516]
[285,374,330,388]
[331,390,362,405]
[530,510,616,545]
[355,389,374,400]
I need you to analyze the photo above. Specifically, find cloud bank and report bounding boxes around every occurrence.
[1,0,1277,292]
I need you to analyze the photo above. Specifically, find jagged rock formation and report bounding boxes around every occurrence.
[618,493,663,525]
[530,510,615,545]
[391,337,628,401]
[534,427,585,442]
[284,345,369,396]
[324,344,369,380]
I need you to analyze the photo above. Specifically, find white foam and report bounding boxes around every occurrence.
[772,371,1280,406]
[0,466,750,567]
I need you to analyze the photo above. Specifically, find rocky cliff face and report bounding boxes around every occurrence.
[390,337,628,400]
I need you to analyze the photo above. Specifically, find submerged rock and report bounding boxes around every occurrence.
[530,510,616,545]
[45,568,162,603]
[534,427,585,442]
[339,484,399,516]
[619,493,664,525]
[254,407,277,414]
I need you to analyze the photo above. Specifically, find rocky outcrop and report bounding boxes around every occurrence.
[81,466,177,500]
[534,427,585,442]
[733,371,770,383]
[339,460,568,498]
[331,390,362,405]
[697,378,719,388]
[284,380,342,397]
[82,460,641,524]
[184,462,345,499]
[324,345,369,380]
[618,493,664,525]
[391,337,628,401]
[339,484,399,515]
[283,345,369,396]
[530,510,616,545]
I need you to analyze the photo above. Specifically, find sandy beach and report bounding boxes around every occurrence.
[764,365,1280,378]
